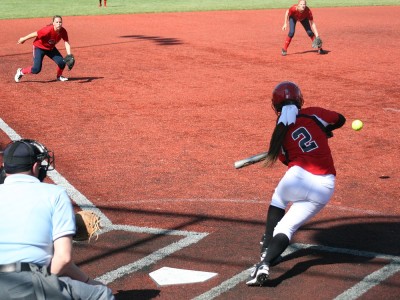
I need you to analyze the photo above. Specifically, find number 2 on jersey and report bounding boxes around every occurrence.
[292,127,318,152]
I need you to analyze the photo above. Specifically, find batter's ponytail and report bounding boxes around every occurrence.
[264,123,289,167]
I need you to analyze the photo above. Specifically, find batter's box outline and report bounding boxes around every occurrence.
[0,118,208,285]
[193,244,400,300]
[47,168,208,285]
[1,118,399,299]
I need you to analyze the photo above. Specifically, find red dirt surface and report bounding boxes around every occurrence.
[1,6,399,300]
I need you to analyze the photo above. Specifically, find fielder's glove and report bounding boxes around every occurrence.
[73,210,102,242]
[64,54,75,71]
[312,36,323,49]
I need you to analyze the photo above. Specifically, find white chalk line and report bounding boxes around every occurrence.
[334,260,400,300]
[383,107,400,112]
[49,172,209,284]
[97,233,207,285]
[193,243,400,300]
[0,117,208,285]
[192,245,300,300]
[1,117,398,299]
[0,118,22,141]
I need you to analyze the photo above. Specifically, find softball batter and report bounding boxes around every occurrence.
[281,0,324,55]
[246,81,346,286]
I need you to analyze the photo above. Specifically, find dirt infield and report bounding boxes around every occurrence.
[1,6,399,299]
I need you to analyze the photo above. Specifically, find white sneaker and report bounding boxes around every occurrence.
[57,76,68,81]
[246,262,269,286]
[14,68,23,82]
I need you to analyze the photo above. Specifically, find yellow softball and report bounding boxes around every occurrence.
[352,119,363,131]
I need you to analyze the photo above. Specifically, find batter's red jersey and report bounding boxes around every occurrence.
[278,107,340,175]
[288,5,313,22]
[33,25,69,51]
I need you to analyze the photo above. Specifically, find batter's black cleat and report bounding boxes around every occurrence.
[246,262,270,286]
[281,48,287,56]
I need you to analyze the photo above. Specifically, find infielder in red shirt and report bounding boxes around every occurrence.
[14,15,72,82]
[246,81,345,286]
[281,0,324,56]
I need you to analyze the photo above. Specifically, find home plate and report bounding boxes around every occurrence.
[149,267,218,286]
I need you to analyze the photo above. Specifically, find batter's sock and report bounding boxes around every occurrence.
[263,233,289,265]
[261,205,285,250]
[283,37,292,51]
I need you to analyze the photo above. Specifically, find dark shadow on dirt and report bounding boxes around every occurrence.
[264,246,373,287]
[311,219,400,256]
[114,289,160,300]
[66,76,105,83]
[74,205,400,269]
[18,77,104,83]
[73,211,210,266]
[260,218,400,286]
[120,35,183,46]
[291,49,330,55]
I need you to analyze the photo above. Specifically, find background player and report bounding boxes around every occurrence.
[246,81,346,286]
[14,15,72,82]
[99,0,107,7]
[281,0,324,55]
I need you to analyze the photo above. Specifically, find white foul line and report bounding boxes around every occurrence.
[0,118,21,141]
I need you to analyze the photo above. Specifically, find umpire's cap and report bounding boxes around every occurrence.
[2,139,49,174]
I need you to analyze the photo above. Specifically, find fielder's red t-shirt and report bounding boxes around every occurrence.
[278,107,340,175]
[33,25,69,50]
[288,5,313,22]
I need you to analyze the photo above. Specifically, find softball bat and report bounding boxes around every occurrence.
[234,151,268,169]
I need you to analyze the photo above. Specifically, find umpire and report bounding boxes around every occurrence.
[0,139,114,299]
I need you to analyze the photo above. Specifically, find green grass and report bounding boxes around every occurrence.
[0,0,399,19]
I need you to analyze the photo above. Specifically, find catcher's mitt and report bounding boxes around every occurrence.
[73,211,102,242]
[64,54,75,71]
[312,36,323,49]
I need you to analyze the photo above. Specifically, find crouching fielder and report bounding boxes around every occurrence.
[246,81,346,286]
[281,0,324,55]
